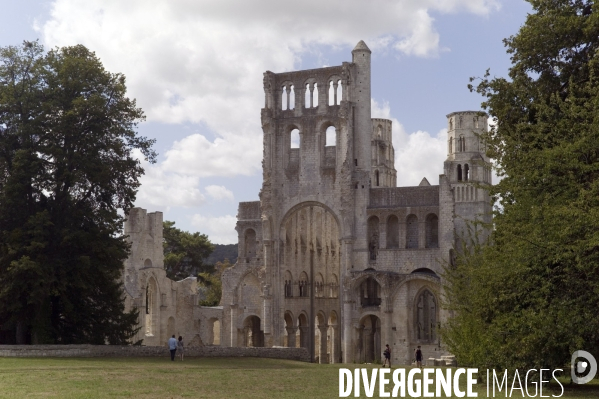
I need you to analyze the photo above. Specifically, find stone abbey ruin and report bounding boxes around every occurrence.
[123,41,492,364]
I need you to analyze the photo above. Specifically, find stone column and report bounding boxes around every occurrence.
[243,327,250,347]
[343,300,353,363]
[286,327,297,348]
[364,327,374,362]
[382,310,393,361]
[319,325,328,364]
[299,326,309,349]
[229,305,238,347]
[331,325,340,363]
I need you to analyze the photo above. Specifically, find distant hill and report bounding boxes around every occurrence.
[206,243,238,265]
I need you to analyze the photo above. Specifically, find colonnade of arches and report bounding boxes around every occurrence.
[353,275,440,364]
[283,310,340,363]
[367,213,439,258]
[280,78,343,111]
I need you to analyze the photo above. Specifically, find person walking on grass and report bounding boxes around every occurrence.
[382,344,391,368]
[415,345,423,369]
[177,336,185,361]
[168,335,177,361]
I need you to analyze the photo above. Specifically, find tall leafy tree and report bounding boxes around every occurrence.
[198,259,231,307]
[443,0,599,371]
[163,221,214,280]
[0,41,156,344]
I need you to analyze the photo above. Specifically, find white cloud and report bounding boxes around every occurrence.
[372,99,447,186]
[40,0,500,182]
[132,150,205,210]
[162,133,262,178]
[205,185,234,202]
[38,0,500,220]
[191,214,237,244]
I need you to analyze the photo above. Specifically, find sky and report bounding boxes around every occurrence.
[1,0,531,244]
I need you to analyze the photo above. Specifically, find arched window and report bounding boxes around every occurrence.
[144,259,152,268]
[298,272,309,297]
[336,80,342,104]
[290,129,300,149]
[328,81,335,106]
[406,214,418,249]
[464,164,469,181]
[326,126,336,146]
[374,170,380,187]
[315,273,324,298]
[360,277,381,307]
[305,83,311,108]
[415,290,437,343]
[386,215,399,248]
[312,83,318,107]
[282,86,287,110]
[145,278,157,336]
[244,229,256,259]
[425,214,439,248]
[457,164,462,181]
[330,274,338,298]
[367,216,379,260]
[284,271,293,297]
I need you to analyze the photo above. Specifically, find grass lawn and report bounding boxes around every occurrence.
[0,357,597,398]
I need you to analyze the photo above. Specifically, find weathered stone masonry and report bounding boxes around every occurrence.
[216,41,492,365]
[123,41,491,365]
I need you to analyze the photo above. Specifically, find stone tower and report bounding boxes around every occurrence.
[215,42,492,365]
[371,118,396,187]
[444,111,493,245]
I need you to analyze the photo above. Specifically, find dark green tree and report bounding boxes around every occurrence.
[163,221,214,280]
[198,258,231,306]
[443,0,599,371]
[0,41,156,344]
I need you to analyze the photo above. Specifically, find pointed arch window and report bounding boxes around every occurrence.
[415,290,437,342]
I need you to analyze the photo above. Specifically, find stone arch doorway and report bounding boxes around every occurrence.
[242,315,264,347]
[358,314,381,363]
[284,311,296,348]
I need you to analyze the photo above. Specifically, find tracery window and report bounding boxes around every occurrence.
[415,290,437,342]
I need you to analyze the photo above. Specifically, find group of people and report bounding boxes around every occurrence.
[167,335,185,361]
[381,344,424,369]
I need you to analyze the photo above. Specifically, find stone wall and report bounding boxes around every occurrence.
[369,186,440,208]
[0,345,310,362]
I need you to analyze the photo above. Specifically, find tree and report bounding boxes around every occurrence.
[0,41,156,344]
[443,0,599,371]
[205,243,238,265]
[198,259,230,306]
[163,221,214,280]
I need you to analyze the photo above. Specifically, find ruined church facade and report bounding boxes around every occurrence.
[218,41,492,365]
